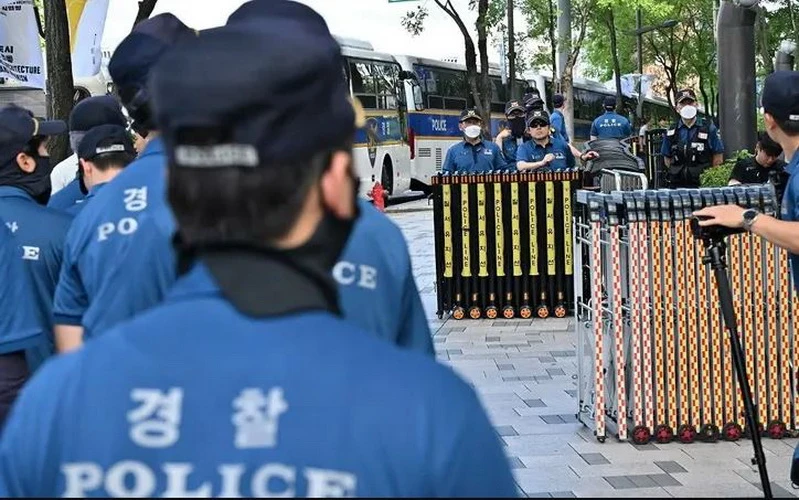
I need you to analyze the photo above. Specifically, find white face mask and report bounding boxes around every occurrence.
[680,105,698,120]
[464,125,482,139]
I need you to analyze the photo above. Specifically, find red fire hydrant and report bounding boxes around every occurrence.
[370,181,386,212]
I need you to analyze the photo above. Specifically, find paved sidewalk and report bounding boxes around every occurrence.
[389,206,799,498]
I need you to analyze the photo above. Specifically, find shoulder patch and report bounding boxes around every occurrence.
[666,129,676,137]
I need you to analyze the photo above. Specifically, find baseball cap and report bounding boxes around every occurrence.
[676,88,697,104]
[150,15,361,168]
[460,108,482,122]
[77,124,135,161]
[69,95,127,132]
[227,0,329,35]
[761,70,799,124]
[0,104,67,164]
[552,94,565,107]
[505,100,525,115]
[527,109,550,126]
[603,96,616,109]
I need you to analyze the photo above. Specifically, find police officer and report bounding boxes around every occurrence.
[52,14,195,352]
[495,99,528,168]
[0,222,48,428]
[695,71,799,290]
[517,110,596,171]
[0,105,72,370]
[550,93,568,141]
[590,96,632,140]
[661,88,724,188]
[442,108,506,173]
[0,8,517,497]
[48,95,127,209]
[67,125,137,215]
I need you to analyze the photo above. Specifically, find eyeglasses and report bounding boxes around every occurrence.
[529,122,549,129]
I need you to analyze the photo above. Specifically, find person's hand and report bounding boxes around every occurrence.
[692,205,746,228]
[542,153,556,164]
[497,129,511,140]
[581,150,599,161]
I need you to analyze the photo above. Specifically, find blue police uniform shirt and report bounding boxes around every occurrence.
[0,263,517,498]
[780,152,799,290]
[442,139,506,174]
[590,111,632,139]
[0,222,47,356]
[500,136,528,170]
[516,134,576,171]
[65,183,107,216]
[551,109,569,142]
[337,199,433,356]
[47,178,84,212]
[660,119,724,158]
[0,187,73,367]
[53,138,174,340]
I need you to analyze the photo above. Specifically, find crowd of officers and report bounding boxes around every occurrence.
[0,1,519,496]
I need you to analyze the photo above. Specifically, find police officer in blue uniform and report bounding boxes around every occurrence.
[66,125,136,215]
[0,8,516,497]
[48,96,127,212]
[517,110,595,171]
[661,88,724,188]
[590,96,632,140]
[696,71,799,291]
[550,93,569,141]
[442,108,506,173]
[52,14,196,352]
[495,99,529,169]
[0,222,48,428]
[0,105,72,371]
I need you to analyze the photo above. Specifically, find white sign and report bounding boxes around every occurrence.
[0,0,45,88]
[68,0,110,78]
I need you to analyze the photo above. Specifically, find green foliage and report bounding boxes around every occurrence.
[700,150,752,187]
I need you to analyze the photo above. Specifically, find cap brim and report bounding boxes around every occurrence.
[460,116,482,122]
[677,96,695,104]
[35,119,67,136]
[506,106,525,114]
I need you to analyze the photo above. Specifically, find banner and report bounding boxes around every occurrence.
[0,0,45,88]
[67,0,110,78]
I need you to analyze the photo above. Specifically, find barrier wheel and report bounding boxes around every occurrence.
[519,306,532,319]
[767,420,786,439]
[468,306,482,319]
[677,424,697,444]
[631,425,651,445]
[554,305,567,318]
[502,306,515,319]
[485,306,499,319]
[722,422,743,441]
[654,424,673,444]
[452,307,465,320]
[537,305,549,319]
[699,424,719,443]
[597,435,606,443]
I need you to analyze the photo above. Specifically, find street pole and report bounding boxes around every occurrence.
[557,0,571,85]
[636,8,644,128]
[507,0,516,99]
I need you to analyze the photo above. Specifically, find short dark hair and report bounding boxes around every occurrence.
[168,148,347,248]
[90,152,136,171]
[773,116,799,137]
[757,131,783,157]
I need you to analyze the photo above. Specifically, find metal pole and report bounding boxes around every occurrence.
[507,0,517,99]
[636,8,644,128]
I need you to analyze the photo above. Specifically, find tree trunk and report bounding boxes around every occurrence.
[606,9,623,111]
[507,0,516,99]
[561,68,574,139]
[477,0,492,134]
[134,0,159,27]
[698,73,709,116]
[44,0,74,164]
[548,0,557,86]
[755,8,774,74]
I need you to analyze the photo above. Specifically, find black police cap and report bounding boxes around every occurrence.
[460,108,482,122]
[527,110,550,126]
[603,95,616,109]
[150,20,363,168]
[0,104,66,165]
[762,71,799,124]
[69,95,127,132]
[227,0,329,35]
[77,124,135,161]
[676,88,697,104]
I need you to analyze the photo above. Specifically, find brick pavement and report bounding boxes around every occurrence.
[388,202,799,498]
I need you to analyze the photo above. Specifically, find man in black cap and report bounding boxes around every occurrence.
[48,95,128,212]
[590,95,632,141]
[495,99,529,168]
[660,88,724,188]
[696,70,799,291]
[728,131,789,202]
[442,107,506,173]
[0,5,517,497]
[0,104,72,372]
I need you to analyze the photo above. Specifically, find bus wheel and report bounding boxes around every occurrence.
[381,157,394,197]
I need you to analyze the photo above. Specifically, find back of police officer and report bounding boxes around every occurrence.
[0,105,72,370]
[0,8,516,497]
[590,96,631,140]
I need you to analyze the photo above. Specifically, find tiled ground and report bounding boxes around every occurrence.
[387,200,799,498]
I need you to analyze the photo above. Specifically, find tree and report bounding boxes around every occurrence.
[604,8,623,110]
[520,0,557,80]
[43,0,73,164]
[134,0,159,27]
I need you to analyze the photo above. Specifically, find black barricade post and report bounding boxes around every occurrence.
[645,128,666,187]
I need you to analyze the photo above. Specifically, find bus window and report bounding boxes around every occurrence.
[414,64,467,111]
[350,61,378,109]
[374,62,399,110]
[489,77,504,113]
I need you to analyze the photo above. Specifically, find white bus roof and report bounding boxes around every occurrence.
[394,54,504,77]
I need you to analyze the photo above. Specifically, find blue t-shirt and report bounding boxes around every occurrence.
[660,119,724,158]
[500,135,527,170]
[65,183,107,216]
[337,199,433,356]
[53,138,174,340]
[0,187,73,368]
[551,109,569,142]
[47,178,84,212]
[0,264,516,498]
[590,111,632,139]
[442,139,506,174]
[780,152,799,290]
[516,135,576,171]
[0,222,47,355]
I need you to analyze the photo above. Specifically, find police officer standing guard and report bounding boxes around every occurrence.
[442,108,506,173]
[495,99,528,168]
[661,88,724,188]
[590,96,632,140]
[550,93,569,141]
[517,110,596,171]
[0,6,517,496]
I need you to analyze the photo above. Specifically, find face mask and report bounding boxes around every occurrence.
[0,155,53,205]
[464,125,482,139]
[680,105,697,120]
[509,117,526,137]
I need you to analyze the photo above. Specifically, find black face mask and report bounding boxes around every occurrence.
[509,117,526,138]
[0,156,53,205]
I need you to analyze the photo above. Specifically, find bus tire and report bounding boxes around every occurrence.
[380,157,394,197]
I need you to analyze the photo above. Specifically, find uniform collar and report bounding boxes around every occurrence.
[532,138,552,149]
[462,138,483,148]
[678,119,699,130]
[0,185,34,202]
[138,137,165,160]
[87,182,108,197]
